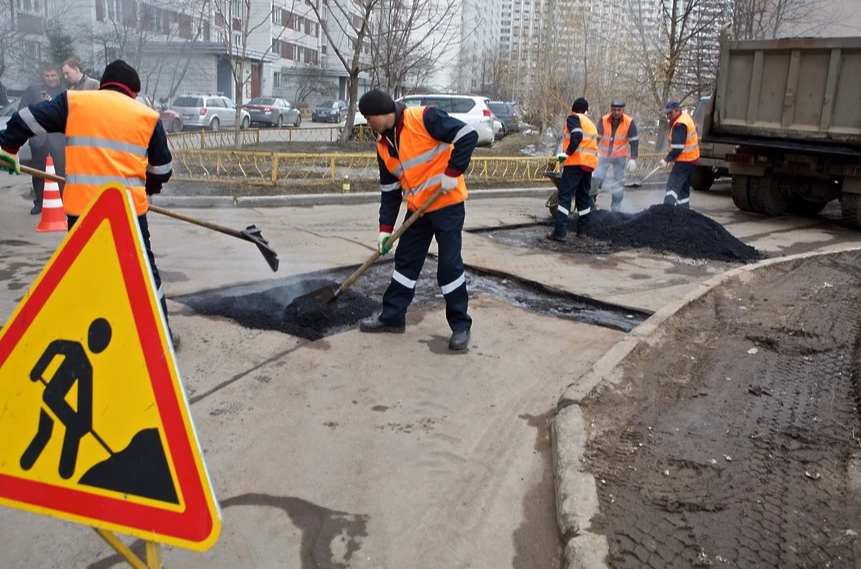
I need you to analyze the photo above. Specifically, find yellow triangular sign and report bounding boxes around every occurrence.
[0,184,220,550]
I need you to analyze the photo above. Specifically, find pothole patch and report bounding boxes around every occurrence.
[174,259,650,340]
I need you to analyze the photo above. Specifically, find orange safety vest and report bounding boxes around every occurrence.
[65,90,160,216]
[669,112,700,163]
[562,112,599,169]
[599,113,633,159]
[377,106,467,213]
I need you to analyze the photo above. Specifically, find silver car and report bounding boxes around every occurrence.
[0,99,32,161]
[243,97,302,128]
[172,94,251,131]
[312,100,348,123]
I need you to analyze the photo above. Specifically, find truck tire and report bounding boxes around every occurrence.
[749,175,788,216]
[788,197,828,217]
[691,166,715,192]
[731,175,753,212]
[841,193,861,230]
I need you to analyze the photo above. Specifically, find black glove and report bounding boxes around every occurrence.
[145,181,162,196]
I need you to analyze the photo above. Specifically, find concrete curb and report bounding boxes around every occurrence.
[553,243,861,569]
[151,187,556,209]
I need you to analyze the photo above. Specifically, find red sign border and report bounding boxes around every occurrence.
[0,187,217,547]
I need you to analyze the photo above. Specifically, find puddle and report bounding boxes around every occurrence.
[175,258,651,341]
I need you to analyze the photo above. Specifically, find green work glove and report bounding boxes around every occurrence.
[556,152,567,163]
[0,148,21,175]
[378,232,393,255]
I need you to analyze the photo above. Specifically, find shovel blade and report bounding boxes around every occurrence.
[241,225,280,272]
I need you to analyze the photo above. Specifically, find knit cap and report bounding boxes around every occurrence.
[359,89,396,116]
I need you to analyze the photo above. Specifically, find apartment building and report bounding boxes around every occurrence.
[2,0,367,106]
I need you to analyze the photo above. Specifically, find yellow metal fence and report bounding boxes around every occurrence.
[170,150,666,187]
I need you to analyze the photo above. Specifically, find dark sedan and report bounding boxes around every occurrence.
[136,95,184,133]
[312,100,348,123]
[242,98,301,127]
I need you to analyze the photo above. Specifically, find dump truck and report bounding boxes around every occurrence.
[701,36,861,228]
[691,95,732,192]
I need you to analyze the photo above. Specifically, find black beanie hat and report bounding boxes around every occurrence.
[100,60,141,96]
[572,97,588,113]
[359,89,396,116]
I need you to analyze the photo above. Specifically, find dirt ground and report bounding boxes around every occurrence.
[581,250,861,568]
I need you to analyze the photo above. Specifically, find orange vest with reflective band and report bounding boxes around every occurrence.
[65,90,160,216]
[669,112,700,163]
[377,107,467,213]
[599,113,633,159]
[562,113,599,169]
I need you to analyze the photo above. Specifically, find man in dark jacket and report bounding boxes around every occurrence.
[357,89,478,351]
[19,64,66,215]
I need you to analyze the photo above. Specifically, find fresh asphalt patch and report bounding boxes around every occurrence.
[174,259,650,341]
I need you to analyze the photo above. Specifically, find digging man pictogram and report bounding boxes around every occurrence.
[20,318,112,479]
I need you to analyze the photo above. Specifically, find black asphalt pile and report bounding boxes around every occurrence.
[177,279,378,341]
[576,205,760,263]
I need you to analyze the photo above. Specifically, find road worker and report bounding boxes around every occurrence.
[594,100,639,211]
[547,97,598,240]
[0,60,179,347]
[659,100,700,208]
[356,88,478,351]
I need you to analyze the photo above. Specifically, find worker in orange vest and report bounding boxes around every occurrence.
[356,89,478,351]
[659,100,700,208]
[594,100,639,212]
[548,97,599,240]
[0,60,179,348]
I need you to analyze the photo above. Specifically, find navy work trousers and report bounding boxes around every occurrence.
[663,161,695,208]
[378,202,471,333]
[553,165,593,236]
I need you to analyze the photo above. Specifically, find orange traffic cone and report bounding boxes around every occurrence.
[36,156,67,233]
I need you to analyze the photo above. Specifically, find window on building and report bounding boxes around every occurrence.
[305,18,311,34]
[273,72,281,88]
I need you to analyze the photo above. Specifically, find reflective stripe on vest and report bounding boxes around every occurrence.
[65,90,160,216]
[599,114,633,159]
[377,107,467,213]
[668,112,700,163]
[562,113,599,169]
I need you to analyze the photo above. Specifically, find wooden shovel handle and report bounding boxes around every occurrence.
[334,185,448,300]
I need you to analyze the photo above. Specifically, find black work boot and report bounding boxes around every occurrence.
[545,231,567,242]
[30,203,42,215]
[359,317,405,334]
[449,330,470,351]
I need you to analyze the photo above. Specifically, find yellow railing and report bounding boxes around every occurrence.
[170,149,666,188]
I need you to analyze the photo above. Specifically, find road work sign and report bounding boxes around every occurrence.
[0,184,220,550]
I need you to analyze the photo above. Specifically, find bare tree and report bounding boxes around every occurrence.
[291,65,330,102]
[307,0,378,144]
[732,0,852,39]
[367,0,460,97]
[210,0,293,148]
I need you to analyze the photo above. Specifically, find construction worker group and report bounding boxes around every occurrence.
[547,96,700,241]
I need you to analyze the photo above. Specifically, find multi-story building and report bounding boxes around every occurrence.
[1,0,368,106]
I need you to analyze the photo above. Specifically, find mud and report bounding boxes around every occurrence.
[176,259,650,340]
[479,205,760,263]
[581,250,861,568]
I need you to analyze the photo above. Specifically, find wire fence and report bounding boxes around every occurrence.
[169,150,667,188]
[167,125,376,151]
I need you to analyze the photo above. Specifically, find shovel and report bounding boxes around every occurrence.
[624,164,663,188]
[19,164,279,272]
[294,184,448,312]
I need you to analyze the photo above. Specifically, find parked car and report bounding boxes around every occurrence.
[492,115,505,141]
[0,98,32,162]
[136,95,183,133]
[399,94,495,146]
[171,94,251,131]
[243,97,301,127]
[312,100,348,123]
[487,101,523,134]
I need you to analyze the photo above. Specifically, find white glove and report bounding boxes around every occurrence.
[378,232,393,255]
[556,152,568,163]
[441,174,459,193]
[660,159,673,171]
[626,159,637,173]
